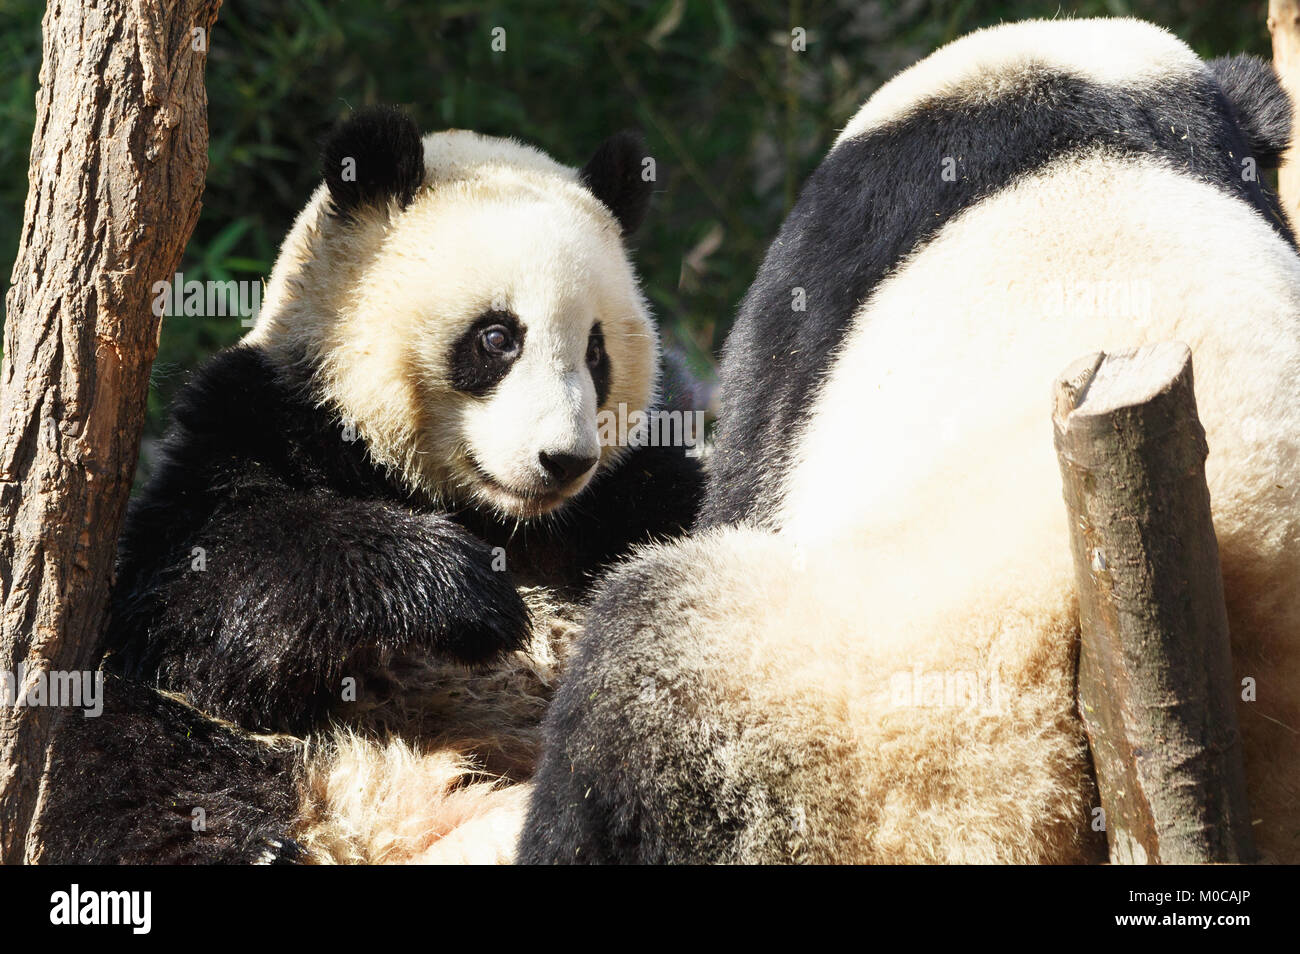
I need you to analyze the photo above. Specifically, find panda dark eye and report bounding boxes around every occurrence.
[479,324,518,358]
[586,322,611,406]
[451,312,524,395]
[586,330,604,369]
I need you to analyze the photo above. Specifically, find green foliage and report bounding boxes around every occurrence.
[0,0,43,336]
[0,0,1273,442]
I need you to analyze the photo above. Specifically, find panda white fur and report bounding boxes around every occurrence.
[520,18,1300,864]
[38,108,703,863]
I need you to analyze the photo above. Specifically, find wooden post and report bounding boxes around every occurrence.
[1053,343,1255,864]
[0,0,221,864]
[1269,0,1300,222]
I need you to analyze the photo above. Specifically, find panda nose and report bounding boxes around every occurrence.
[538,451,598,486]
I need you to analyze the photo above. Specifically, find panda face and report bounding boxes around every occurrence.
[249,120,657,519]
[450,307,606,517]
[407,193,647,518]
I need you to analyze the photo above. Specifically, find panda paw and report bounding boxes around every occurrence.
[413,518,532,664]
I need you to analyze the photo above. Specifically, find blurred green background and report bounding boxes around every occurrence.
[0,0,1274,460]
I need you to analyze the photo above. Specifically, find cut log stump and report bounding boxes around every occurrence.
[1053,342,1255,864]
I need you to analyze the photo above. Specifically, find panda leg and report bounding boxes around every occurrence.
[38,673,306,864]
[520,526,1101,864]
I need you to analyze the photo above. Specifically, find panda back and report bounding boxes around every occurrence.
[699,19,1293,530]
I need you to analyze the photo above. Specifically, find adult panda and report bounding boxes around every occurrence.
[520,18,1300,864]
[37,107,703,863]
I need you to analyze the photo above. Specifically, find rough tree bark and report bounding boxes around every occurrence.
[1053,343,1255,865]
[0,0,222,864]
[1269,0,1300,222]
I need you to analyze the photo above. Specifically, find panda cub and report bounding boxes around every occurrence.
[40,107,701,863]
[521,18,1300,864]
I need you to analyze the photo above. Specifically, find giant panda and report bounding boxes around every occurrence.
[37,106,703,863]
[520,18,1300,864]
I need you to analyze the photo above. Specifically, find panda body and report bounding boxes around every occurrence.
[40,110,702,864]
[521,19,1300,863]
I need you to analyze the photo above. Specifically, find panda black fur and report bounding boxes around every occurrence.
[521,19,1300,864]
[41,674,307,864]
[39,107,703,863]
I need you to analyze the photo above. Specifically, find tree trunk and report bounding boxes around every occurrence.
[1269,0,1300,223]
[0,0,221,864]
[1053,343,1255,864]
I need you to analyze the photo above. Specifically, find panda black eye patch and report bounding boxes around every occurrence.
[449,311,525,396]
[587,321,611,407]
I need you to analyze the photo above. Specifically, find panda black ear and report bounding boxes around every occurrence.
[321,105,425,219]
[580,131,653,236]
[1210,55,1293,168]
